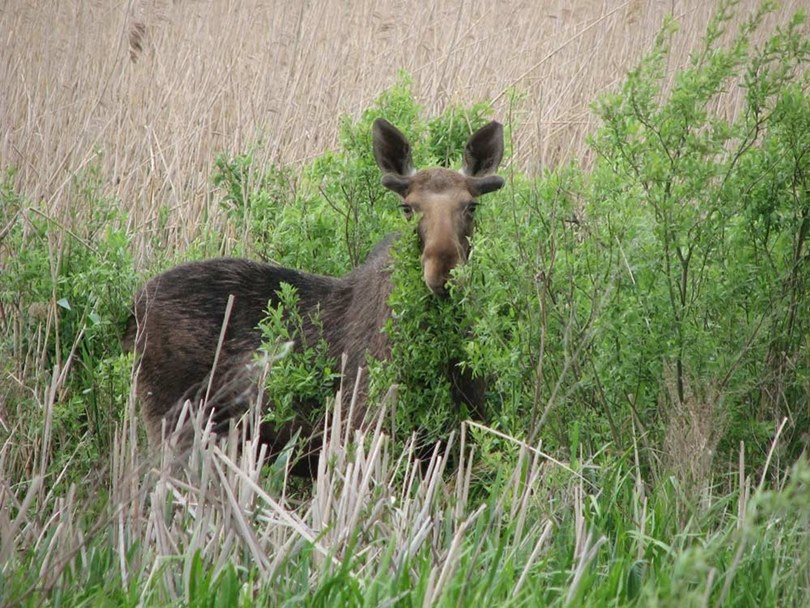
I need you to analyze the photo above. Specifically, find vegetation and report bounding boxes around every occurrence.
[1,2,809,606]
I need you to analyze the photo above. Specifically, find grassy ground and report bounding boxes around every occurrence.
[1,1,809,606]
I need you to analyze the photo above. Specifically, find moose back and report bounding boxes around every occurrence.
[126,118,505,474]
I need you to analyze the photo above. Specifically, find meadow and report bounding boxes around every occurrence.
[1,0,809,605]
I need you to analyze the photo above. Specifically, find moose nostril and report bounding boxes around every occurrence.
[422,257,453,296]
[426,277,448,296]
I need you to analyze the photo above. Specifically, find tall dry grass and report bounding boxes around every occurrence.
[2,365,575,604]
[2,0,803,266]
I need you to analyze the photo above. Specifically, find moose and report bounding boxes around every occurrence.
[126,118,505,475]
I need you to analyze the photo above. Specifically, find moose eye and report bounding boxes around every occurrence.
[400,204,414,219]
[464,202,478,216]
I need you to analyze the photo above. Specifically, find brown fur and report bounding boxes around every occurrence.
[126,119,504,475]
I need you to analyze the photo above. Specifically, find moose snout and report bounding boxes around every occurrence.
[422,247,464,296]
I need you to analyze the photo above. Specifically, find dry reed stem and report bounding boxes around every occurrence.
[1,368,565,603]
[661,365,727,504]
[2,1,804,268]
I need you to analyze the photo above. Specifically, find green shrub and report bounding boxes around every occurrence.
[260,282,340,429]
[210,7,810,480]
[0,165,136,482]
[579,4,810,473]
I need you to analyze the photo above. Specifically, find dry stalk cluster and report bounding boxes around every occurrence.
[0,371,597,603]
[661,364,727,507]
[2,0,803,266]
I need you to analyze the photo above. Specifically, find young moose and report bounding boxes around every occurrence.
[127,119,505,474]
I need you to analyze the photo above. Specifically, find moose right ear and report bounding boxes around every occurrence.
[381,173,412,197]
[372,119,416,178]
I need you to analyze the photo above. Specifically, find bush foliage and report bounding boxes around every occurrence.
[208,8,810,480]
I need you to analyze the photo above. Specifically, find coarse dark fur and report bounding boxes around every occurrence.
[125,118,505,476]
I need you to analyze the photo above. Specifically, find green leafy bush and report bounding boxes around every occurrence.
[0,165,136,481]
[259,282,340,429]
[578,5,810,472]
[210,8,810,480]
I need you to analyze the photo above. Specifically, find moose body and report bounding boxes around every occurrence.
[127,119,504,474]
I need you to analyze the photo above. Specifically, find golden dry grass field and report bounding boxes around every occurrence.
[2,0,804,266]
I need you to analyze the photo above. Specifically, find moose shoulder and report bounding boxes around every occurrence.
[126,119,505,475]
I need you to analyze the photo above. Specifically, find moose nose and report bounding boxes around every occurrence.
[425,275,448,295]
[422,251,458,296]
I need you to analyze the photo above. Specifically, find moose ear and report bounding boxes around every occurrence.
[373,118,416,177]
[381,173,412,197]
[468,175,505,196]
[461,121,504,177]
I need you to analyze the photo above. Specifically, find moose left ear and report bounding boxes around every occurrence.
[461,121,504,177]
[468,175,505,196]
